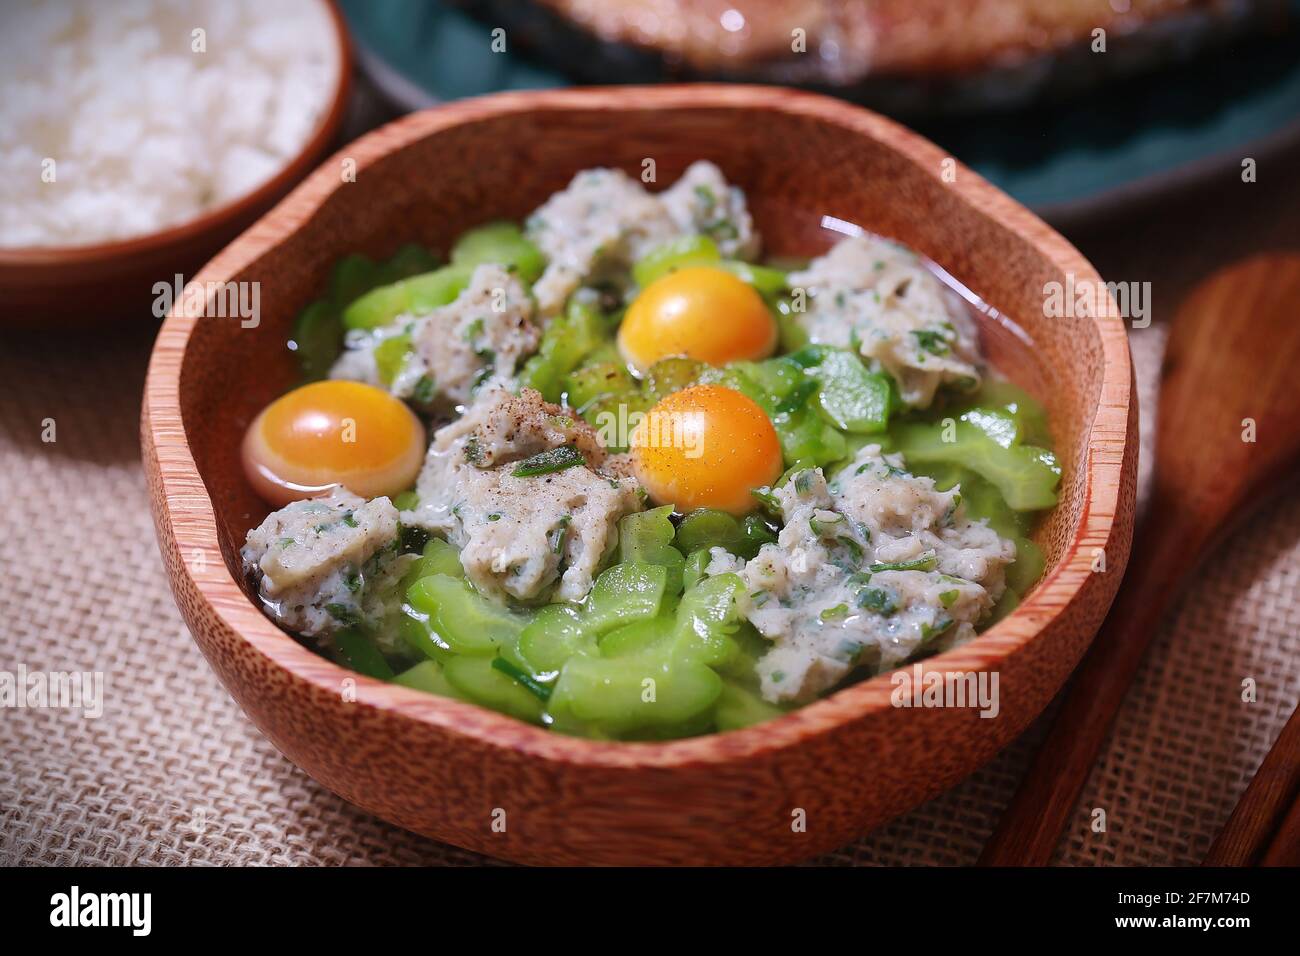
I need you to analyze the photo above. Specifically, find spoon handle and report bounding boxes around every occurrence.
[979,501,1202,865]
[1203,703,1300,865]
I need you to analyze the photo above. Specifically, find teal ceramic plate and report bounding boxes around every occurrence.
[340,0,1300,227]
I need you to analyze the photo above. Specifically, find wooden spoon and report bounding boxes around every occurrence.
[980,253,1300,866]
[1204,702,1300,865]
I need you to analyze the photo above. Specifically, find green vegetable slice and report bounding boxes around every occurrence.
[645,357,705,403]
[328,253,380,306]
[674,508,774,561]
[714,681,785,731]
[633,235,721,287]
[890,417,1061,511]
[373,333,412,386]
[549,646,722,733]
[392,660,466,699]
[374,243,440,286]
[583,563,669,636]
[517,604,592,673]
[397,607,452,662]
[616,506,685,596]
[599,616,673,657]
[809,350,892,433]
[405,574,527,655]
[673,572,743,665]
[342,263,473,330]
[715,260,788,297]
[450,221,546,283]
[399,537,463,594]
[565,362,636,412]
[682,548,711,592]
[442,656,546,725]
[518,298,610,402]
[776,406,848,468]
[332,628,393,680]
[290,301,344,382]
[1006,537,1046,596]
[947,379,1053,448]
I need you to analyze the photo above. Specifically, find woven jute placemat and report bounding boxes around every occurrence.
[4,171,1299,867]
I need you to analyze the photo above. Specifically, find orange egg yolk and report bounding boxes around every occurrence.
[242,380,425,506]
[630,384,783,515]
[618,266,777,373]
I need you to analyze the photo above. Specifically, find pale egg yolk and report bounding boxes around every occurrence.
[242,380,425,506]
[618,266,777,373]
[630,384,783,515]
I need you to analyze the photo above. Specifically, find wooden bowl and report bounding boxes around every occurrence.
[0,0,352,326]
[142,85,1137,866]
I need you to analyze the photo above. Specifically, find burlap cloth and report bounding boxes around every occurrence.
[3,137,1299,867]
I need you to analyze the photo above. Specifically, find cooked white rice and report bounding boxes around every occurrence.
[0,0,339,248]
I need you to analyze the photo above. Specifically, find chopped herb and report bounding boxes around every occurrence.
[472,358,495,391]
[344,571,362,593]
[856,585,898,615]
[943,493,963,525]
[512,445,584,477]
[835,536,864,564]
[742,513,778,549]
[463,317,485,341]
[341,511,358,528]
[278,537,294,549]
[820,603,850,622]
[870,551,938,573]
[487,513,502,522]
[771,670,786,683]
[399,522,430,554]
[911,329,951,356]
[491,657,553,701]
[751,487,781,511]
[413,374,436,405]
[324,603,359,625]
[793,470,815,494]
[837,639,864,663]
[463,436,484,466]
[550,515,572,555]
[809,512,843,537]
[920,615,955,642]
[939,589,959,608]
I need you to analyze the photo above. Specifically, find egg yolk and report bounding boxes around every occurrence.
[618,266,777,373]
[630,384,783,515]
[242,380,425,506]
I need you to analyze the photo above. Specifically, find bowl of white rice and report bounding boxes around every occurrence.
[0,0,350,323]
